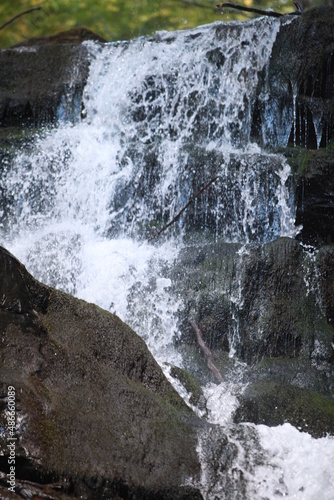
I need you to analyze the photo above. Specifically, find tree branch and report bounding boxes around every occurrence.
[148,175,218,241]
[190,319,224,383]
[216,3,301,17]
[0,7,42,32]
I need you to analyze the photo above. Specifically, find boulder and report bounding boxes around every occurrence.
[234,381,334,438]
[0,43,90,127]
[0,246,203,499]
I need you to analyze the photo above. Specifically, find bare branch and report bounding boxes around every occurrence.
[216,3,301,17]
[148,175,218,241]
[190,319,224,383]
[0,7,42,32]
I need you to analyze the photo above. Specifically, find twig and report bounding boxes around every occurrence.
[0,7,42,32]
[216,3,301,17]
[216,2,282,17]
[148,176,218,241]
[190,319,224,383]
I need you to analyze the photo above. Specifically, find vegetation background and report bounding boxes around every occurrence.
[0,0,329,48]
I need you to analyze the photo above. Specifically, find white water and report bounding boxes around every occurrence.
[200,380,334,499]
[1,17,334,499]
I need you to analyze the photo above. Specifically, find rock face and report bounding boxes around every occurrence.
[234,381,334,438]
[0,28,105,129]
[0,43,90,127]
[254,6,334,149]
[172,237,334,437]
[0,247,203,499]
[291,148,334,246]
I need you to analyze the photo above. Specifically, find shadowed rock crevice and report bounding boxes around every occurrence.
[291,148,334,246]
[253,6,334,149]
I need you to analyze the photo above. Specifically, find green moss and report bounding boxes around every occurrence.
[297,150,313,175]
[327,139,334,151]
[41,416,63,453]
[284,147,314,175]
[169,365,204,407]
[0,127,32,149]
[235,381,334,438]
[283,146,334,177]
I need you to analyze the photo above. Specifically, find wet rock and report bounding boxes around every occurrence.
[0,43,90,127]
[0,27,106,127]
[317,245,334,326]
[169,365,207,413]
[172,238,334,396]
[0,246,203,499]
[172,241,239,356]
[109,143,294,243]
[254,6,334,149]
[291,148,334,246]
[234,381,334,438]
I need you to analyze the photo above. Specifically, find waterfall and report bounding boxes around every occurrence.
[1,15,334,499]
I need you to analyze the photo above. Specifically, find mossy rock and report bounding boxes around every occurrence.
[0,246,204,498]
[288,147,334,246]
[169,364,206,410]
[234,380,334,438]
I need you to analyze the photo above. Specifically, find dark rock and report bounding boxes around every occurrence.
[235,238,310,362]
[169,365,207,412]
[0,27,107,127]
[234,381,334,438]
[172,241,239,354]
[0,246,204,499]
[0,43,90,127]
[172,238,334,394]
[110,144,292,243]
[254,6,334,149]
[12,27,107,47]
[291,148,334,246]
[317,245,334,327]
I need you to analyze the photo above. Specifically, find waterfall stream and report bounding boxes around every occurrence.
[1,16,334,499]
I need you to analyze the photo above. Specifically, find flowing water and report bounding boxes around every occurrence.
[1,16,334,499]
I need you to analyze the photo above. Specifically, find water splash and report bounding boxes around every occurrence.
[255,424,334,499]
[1,17,296,249]
[195,380,334,499]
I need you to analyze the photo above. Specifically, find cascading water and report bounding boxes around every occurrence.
[1,15,334,499]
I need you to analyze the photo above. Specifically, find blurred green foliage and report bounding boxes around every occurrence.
[0,0,325,48]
